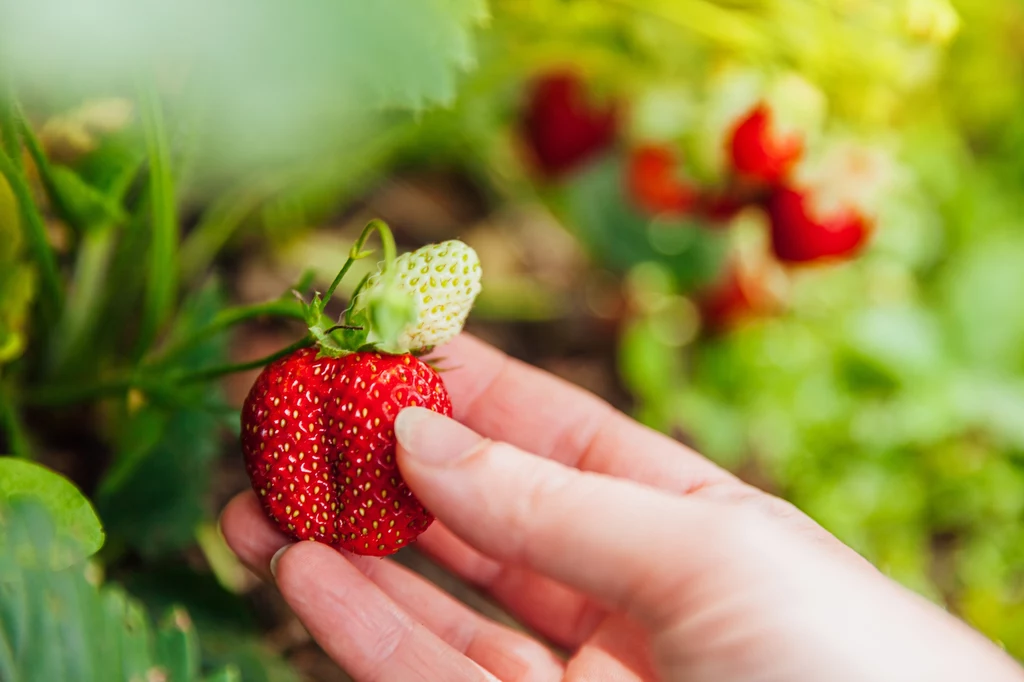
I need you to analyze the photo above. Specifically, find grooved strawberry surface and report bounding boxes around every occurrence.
[241,347,452,556]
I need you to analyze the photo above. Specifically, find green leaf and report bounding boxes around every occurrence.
[203,665,242,682]
[2,0,489,176]
[561,157,728,290]
[0,458,104,565]
[155,607,201,682]
[0,501,252,682]
[123,564,301,682]
[48,165,128,228]
[98,283,228,557]
[97,404,221,558]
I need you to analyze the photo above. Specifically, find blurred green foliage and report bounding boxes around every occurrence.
[1,0,1024,676]
[603,0,1024,658]
[0,495,255,682]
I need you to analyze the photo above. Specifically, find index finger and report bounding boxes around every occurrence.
[435,334,734,493]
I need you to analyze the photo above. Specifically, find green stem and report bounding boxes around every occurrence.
[172,336,312,385]
[154,298,305,365]
[322,218,397,308]
[134,85,178,360]
[0,88,23,169]
[23,336,313,407]
[0,150,63,323]
[344,273,372,325]
[20,374,137,407]
[0,384,32,459]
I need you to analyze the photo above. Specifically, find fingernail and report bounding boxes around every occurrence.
[395,407,482,466]
[270,543,293,578]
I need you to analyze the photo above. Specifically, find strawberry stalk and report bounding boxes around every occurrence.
[170,335,314,385]
[151,297,307,368]
[322,218,397,307]
[302,218,415,357]
[21,336,315,407]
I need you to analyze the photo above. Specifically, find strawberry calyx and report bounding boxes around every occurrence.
[296,219,416,359]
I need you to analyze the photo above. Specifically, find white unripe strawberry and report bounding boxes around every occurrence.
[363,240,482,352]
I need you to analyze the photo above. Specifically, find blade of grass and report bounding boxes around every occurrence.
[51,226,118,374]
[0,151,63,325]
[0,90,23,169]
[18,116,75,228]
[134,85,178,360]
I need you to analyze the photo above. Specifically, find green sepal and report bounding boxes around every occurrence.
[364,285,417,354]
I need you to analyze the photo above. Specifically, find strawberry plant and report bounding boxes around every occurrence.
[5,0,1024,677]
[0,461,241,681]
[241,228,481,555]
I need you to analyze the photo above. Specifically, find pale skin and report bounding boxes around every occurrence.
[221,335,1024,682]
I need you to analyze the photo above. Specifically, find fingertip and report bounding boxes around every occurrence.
[395,407,484,468]
[220,489,293,579]
[270,542,294,579]
[394,406,435,450]
[219,491,257,552]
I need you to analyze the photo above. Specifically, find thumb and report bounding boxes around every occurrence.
[395,406,726,626]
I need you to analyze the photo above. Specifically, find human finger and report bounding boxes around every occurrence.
[434,335,734,494]
[273,541,500,682]
[223,491,564,681]
[396,408,727,626]
[220,490,291,582]
[415,523,606,649]
[344,550,564,682]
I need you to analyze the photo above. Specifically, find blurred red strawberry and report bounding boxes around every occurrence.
[521,70,619,179]
[697,259,785,331]
[728,103,803,185]
[766,187,871,263]
[626,144,697,215]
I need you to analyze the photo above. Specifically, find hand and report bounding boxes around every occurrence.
[221,335,1024,682]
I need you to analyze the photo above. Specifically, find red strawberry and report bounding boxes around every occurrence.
[521,70,619,179]
[766,140,891,263]
[728,103,803,185]
[241,347,452,556]
[697,260,785,331]
[767,186,871,263]
[626,144,697,215]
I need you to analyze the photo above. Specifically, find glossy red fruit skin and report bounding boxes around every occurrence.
[729,103,803,185]
[521,71,618,179]
[626,144,697,215]
[241,347,452,557]
[767,187,870,263]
